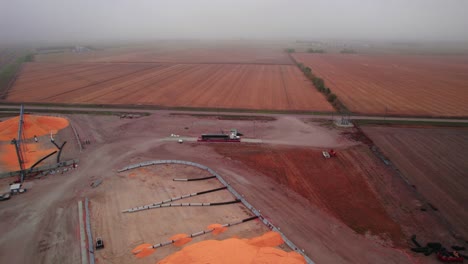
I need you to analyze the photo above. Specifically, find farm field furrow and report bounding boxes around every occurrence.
[78,64,174,103]
[8,63,159,101]
[293,53,468,117]
[362,126,468,239]
[6,62,334,111]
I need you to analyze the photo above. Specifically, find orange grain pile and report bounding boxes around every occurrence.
[132,243,156,258]
[247,230,284,247]
[169,234,193,246]
[0,143,56,171]
[207,224,228,235]
[0,114,69,141]
[157,231,305,264]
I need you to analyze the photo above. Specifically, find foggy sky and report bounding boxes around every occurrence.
[1,0,467,44]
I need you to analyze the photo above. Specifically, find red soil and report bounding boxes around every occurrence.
[293,53,468,116]
[215,144,404,245]
[362,126,468,240]
[169,234,193,247]
[207,224,228,235]
[7,62,334,112]
[131,243,156,258]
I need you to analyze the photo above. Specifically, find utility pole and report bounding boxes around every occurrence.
[12,105,26,182]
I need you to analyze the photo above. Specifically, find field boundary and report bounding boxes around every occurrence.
[118,160,315,264]
[288,53,349,113]
[0,102,335,116]
[1,104,467,123]
[354,119,468,127]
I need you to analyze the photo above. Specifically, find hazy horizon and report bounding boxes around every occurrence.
[1,0,468,45]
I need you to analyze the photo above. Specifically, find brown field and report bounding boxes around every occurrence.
[34,42,293,65]
[362,126,468,239]
[5,62,333,111]
[293,53,468,117]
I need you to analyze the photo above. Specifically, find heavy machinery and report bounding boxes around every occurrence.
[96,237,104,249]
[197,129,241,142]
[322,149,337,159]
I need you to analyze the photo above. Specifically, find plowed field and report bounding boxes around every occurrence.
[214,144,404,245]
[6,62,334,111]
[362,126,468,240]
[293,54,468,117]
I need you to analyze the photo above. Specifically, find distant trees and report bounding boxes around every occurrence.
[295,60,348,112]
[18,53,34,63]
[312,77,324,90]
[340,48,357,54]
[304,67,312,78]
[327,93,337,102]
[307,48,326,53]
[285,48,296,53]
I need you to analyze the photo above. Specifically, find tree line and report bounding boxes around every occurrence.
[297,62,347,112]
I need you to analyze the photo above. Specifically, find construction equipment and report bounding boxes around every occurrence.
[0,193,11,201]
[96,237,104,249]
[197,128,241,142]
[322,149,337,159]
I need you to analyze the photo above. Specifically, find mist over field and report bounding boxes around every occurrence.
[0,0,467,45]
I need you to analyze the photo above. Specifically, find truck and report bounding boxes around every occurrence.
[197,129,241,142]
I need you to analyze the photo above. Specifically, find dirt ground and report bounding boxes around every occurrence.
[0,112,460,264]
[293,53,468,117]
[362,125,468,241]
[214,144,405,244]
[90,164,268,264]
[7,62,333,112]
